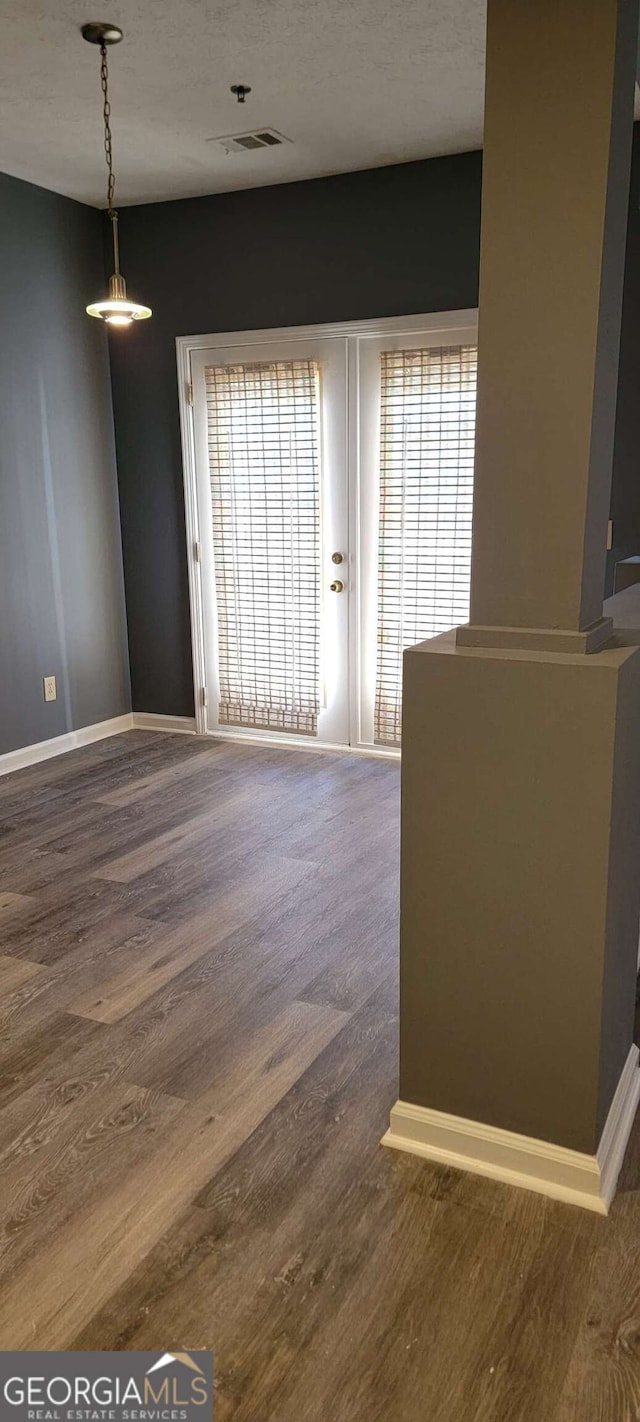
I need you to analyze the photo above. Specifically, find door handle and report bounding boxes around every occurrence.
[330,580,344,593]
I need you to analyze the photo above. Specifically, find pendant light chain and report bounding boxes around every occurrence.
[99,40,122,275]
[100,41,116,213]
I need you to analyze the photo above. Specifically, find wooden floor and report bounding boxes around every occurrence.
[1,731,640,1419]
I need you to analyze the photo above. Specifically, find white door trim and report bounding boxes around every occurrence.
[176,309,478,746]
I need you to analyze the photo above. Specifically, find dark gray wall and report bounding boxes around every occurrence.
[108,135,640,715]
[0,172,130,756]
[608,125,640,594]
[108,152,483,716]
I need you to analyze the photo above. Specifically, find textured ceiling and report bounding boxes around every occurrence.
[0,0,486,205]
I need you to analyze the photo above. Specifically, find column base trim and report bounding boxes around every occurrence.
[381,1045,640,1214]
[456,616,614,655]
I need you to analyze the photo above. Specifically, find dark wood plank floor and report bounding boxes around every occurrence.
[1,731,640,1420]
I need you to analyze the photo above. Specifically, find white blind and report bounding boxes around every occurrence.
[205,358,321,736]
[374,344,478,747]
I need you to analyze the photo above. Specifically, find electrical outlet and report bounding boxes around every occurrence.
[43,675,57,703]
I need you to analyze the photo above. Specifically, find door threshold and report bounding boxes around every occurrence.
[201,727,400,761]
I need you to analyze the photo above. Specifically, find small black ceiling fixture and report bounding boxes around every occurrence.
[230,84,251,103]
[81,21,122,44]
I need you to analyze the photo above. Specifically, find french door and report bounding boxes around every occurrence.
[189,335,349,745]
[180,311,478,752]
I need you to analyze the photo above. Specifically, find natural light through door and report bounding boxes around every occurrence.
[181,313,478,752]
[205,358,322,736]
[373,344,478,746]
[189,333,350,747]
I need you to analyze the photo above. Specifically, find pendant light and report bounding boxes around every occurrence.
[82,22,151,326]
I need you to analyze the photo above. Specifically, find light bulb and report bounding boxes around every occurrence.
[86,273,151,325]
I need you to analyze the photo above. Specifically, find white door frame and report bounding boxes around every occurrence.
[176,309,478,748]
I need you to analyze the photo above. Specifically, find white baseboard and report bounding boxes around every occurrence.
[0,711,199,778]
[382,1044,640,1214]
[131,713,197,735]
[0,714,134,779]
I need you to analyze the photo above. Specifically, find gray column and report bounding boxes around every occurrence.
[392,0,640,1208]
[459,0,638,651]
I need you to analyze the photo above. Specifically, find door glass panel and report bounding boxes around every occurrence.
[204,358,322,736]
[374,344,478,747]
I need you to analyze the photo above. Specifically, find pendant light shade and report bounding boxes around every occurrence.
[85,219,152,325]
[82,23,151,327]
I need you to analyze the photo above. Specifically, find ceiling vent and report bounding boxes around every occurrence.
[207,128,291,156]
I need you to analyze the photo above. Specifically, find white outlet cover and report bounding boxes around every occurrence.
[43,675,57,702]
